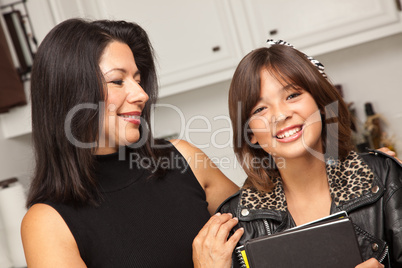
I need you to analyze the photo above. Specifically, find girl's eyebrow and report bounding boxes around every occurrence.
[256,84,297,102]
[282,84,297,91]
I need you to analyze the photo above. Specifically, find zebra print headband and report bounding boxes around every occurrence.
[266,39,327,78]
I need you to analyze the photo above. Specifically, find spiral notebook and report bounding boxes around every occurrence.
[236,212,362,268]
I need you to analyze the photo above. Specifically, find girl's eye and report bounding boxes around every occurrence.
[287,92,301,100]
[253,107,266,115]
[110,80,124,86]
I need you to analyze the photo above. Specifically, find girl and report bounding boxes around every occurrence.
[193,40,402,268]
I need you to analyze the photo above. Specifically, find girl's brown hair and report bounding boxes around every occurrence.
[229,45,353,191]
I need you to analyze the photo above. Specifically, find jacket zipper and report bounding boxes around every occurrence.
[263,219,272,235]
[378,245,389,264]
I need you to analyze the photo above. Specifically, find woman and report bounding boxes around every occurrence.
[21,18,241,267]
[193,40,402,267]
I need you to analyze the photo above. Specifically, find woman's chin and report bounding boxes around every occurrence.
[120,132,142,146]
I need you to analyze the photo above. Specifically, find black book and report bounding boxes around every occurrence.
[236,212,362,268]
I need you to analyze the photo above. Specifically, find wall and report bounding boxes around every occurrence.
[154,80,248,186]
[317,33,402,156]
[0,130,33,189]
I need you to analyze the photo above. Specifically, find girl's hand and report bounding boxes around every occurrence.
[355,258,384,268]
[192,213,244,268]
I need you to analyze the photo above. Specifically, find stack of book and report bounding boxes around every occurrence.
[236,211,362,268]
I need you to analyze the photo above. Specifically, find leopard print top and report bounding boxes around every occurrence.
[240,151,375,212]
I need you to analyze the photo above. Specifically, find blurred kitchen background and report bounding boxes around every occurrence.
[0,0,401,266]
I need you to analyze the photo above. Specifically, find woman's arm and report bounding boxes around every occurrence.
[171,139,240,215]
[377,147,402,163]
[21,204,86,268]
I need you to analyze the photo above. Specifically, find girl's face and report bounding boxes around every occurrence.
[248,68,323,161]
[96,41,149,155]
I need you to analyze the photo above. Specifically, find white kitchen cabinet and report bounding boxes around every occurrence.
[46,0,103,24]
[93,0,244,97]
[37,0,244,97]
[39,0,402,93]
[232,0,402,56]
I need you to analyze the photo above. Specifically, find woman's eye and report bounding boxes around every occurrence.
[253,107,266,115]
[110,80,124,86]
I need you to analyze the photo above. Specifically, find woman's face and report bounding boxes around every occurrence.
[96,41,149,155]
[248,68,323,161]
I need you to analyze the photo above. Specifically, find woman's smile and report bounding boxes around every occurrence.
[118,111,142,125]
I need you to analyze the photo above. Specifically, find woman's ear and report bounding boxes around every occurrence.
[250,134,257,144]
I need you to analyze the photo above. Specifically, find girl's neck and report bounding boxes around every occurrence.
[277,155,332,225]
[277,154,327,188]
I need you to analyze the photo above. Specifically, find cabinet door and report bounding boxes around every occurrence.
[92,0,243,96]
[46,0,103,24]
[37,0,243,96]
[236,0,401,55]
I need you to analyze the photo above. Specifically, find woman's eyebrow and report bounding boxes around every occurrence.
[103,68,140,76]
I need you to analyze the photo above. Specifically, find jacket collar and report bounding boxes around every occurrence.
[239,151,382,219]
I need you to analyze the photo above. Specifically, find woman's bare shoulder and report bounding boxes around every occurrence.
[170,139,239,214]
[21,203,86,268]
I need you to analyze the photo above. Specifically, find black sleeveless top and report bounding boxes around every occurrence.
[44,144,210,267]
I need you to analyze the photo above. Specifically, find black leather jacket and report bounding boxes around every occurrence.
[218,151,402,267]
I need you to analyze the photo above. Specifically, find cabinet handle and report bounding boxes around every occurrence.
[212,46,221,52]
[269,29,278,35]
[0,177,18,189]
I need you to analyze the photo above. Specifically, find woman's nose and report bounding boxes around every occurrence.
[127,82,149,104]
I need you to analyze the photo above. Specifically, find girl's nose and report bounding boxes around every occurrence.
[272,103,292,123]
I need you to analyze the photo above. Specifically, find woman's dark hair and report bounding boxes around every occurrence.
[27,18,165,207]
[228,45,354,192]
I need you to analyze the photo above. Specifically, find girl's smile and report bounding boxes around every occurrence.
[249,68,323,160]
[275,125,303,142]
